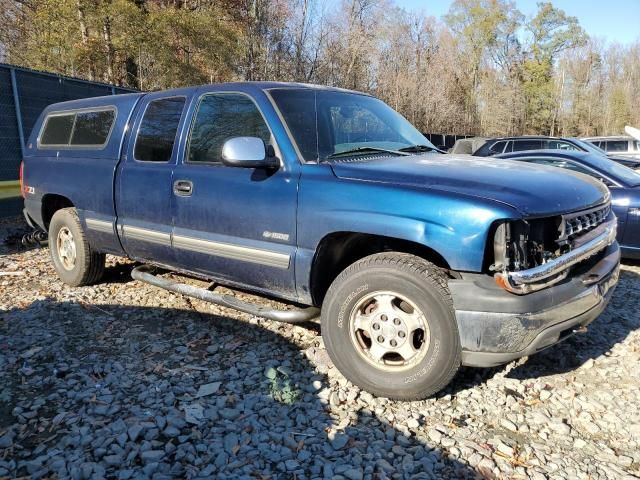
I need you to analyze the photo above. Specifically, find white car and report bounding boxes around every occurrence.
[583,126,640,160]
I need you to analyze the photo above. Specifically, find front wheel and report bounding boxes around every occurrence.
[321,253,461,400]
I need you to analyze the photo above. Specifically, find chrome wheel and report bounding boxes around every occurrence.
[349,291,430,371]
[56,227,77,270]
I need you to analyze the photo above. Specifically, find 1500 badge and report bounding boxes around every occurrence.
[263,231,290,241]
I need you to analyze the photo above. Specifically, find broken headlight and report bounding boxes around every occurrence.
[490,217,565,273]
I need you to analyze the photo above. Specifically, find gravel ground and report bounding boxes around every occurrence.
[1,216,639,480]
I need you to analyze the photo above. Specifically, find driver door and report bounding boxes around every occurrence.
[171,90,299,299]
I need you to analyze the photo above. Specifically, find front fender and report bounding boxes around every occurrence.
[295,165,520,301]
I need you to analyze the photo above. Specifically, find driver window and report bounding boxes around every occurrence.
[187,93,271,164]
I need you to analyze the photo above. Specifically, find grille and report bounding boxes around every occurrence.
[562,204,611,240]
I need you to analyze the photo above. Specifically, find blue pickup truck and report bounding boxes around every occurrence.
[21,83,620,399]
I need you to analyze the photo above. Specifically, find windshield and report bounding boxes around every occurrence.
[269,88,435,162]
[585,153,640,187]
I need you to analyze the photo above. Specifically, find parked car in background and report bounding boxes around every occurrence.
[497,149,640,259]
[472,135,640,170]
[448,137,488,154]
[582,136,640,161]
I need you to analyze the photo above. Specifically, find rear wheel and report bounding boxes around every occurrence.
[321,252,460,400]
[49,208,105,286]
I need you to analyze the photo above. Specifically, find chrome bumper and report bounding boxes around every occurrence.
[496,218,617,294]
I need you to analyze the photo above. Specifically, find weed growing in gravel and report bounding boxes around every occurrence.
[266,367,300,405]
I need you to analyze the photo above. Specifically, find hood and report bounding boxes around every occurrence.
[329,153,609,217]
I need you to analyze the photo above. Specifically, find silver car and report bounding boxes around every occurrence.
[583,135,640,160]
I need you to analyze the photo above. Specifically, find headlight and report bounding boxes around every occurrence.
[490,217,563,273]
[491,203,613,276]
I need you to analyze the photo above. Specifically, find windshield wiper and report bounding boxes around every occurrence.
[398,144,443,153]
[327,146,411,159]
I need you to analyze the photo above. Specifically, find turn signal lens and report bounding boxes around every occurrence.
[494,274,510,291]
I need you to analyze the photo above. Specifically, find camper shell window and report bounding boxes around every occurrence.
[38,107,116,149]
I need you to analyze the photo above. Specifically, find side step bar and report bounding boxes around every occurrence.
[131,265,320,324]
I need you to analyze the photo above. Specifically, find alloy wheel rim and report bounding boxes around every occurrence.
[56,227,77,270]
[349,290,431,371]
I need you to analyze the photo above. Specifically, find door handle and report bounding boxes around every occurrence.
[173,180,193,196]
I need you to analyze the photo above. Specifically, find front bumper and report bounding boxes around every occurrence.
[450,241,620,367]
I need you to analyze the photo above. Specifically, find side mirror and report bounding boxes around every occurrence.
[221,137,278,169]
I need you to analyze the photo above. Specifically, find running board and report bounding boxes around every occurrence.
[131,265,320,324]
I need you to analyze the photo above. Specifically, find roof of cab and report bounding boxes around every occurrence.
[147,81,366,96]
[242,81,365,94]
[40,81,366,114]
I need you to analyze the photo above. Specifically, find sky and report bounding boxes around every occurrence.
[394,0,640,44]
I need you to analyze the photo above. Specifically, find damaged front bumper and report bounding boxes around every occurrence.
[450,241,620,367]
[494,217,617,294]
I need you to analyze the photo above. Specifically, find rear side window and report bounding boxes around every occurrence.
[40,114,75,145]
[39,108,115,148]
[512,140,543,151]
[187,93,271,164]
[134,97,186,162]
[604,140,628,152]
[71,110,115,145]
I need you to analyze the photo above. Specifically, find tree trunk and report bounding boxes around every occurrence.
[294,0,309,81]
[550,68,565,136]
[125,56,139,89]
[76,0,94,81]
[102,16,115,83]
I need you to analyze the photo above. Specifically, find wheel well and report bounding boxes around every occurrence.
[41,194,74,230]
[310,232,452,306]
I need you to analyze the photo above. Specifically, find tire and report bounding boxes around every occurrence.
[321,252,461,400]
[49,208,105,287]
